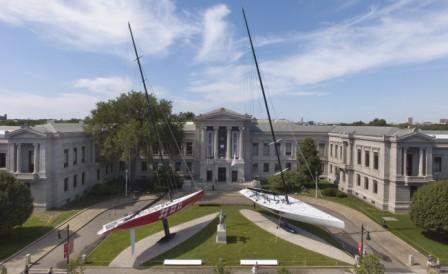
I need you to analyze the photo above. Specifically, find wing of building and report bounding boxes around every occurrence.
[1,107,447,212]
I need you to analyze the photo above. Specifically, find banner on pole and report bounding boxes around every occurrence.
[64,240,74,258]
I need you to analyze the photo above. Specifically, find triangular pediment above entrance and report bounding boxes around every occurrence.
[6,128,46,139]
[399,132,434,143]
[194,107,253,122]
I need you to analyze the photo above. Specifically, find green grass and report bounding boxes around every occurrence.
[88,204,348,267]
[0,194,114,261]
[145,206,347,266]
[302,187,448,264]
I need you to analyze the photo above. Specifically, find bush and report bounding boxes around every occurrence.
[355,254,384,274]
[277,266,291,274]
[336,191,348,198]
[92,180,122,196]
[322,188,337,197]
[410,181,448,234]
[0,171,33,235]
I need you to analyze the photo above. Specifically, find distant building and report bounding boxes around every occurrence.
[440,119,448,124]
[0,114,6,120]
[407,117,413,125]
[422,122,433,126]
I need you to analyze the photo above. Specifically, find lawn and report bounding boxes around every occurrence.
[302,185,448,264]
[88,204,348,267]
[0,194,114,261]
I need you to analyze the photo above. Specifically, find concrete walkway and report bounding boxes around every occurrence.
[240,209,354,265]
[2,195,154,274]
[110,212,218,267]
[297,195,427,274]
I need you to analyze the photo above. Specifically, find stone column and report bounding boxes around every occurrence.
[426,147,433,176]
[16,143,22,173]
[214,127,219,159]
[33,143,39,174]
[201,127,206,159]
[418,147,424,176]
[239,127,244,160]
[403,147,407,176]
[226,127,231,160]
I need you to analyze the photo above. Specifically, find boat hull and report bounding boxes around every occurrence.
[98,190,204,235]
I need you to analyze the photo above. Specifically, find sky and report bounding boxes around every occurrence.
[1,0,448,123]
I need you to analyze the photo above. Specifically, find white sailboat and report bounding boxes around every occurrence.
[239,9,345,230]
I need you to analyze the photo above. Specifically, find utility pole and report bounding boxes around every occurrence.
[360,224,364,258]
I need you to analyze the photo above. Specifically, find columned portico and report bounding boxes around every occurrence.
[16,143,22,173]
[33,143,39,174]
[226,127,231,160]
[213,127,218,160]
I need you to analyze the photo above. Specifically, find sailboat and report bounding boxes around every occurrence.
[97,23,204,236]
[239,9,345,230]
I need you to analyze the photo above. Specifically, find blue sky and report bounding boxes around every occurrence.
[1,0,448,123]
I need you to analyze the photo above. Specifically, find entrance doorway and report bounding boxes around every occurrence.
[218,167,226,182]
[231,170,238,182]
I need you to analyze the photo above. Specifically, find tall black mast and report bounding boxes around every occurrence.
[242,9,289,203]
[128,22,174,201]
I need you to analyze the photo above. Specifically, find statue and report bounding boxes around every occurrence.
[216,209,227,244]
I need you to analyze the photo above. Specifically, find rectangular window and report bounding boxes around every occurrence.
[285,143,292,156]
[274,163,280,172]
[374,152,379,170]
[81,146,85,163]
[330,164,333,173]
[186,142,193,155]
[357,174,361,186]
[64,149,69,168]
[207,131,213,158]
[263,163,269,172]
[64,178,68,192]
[285,162,292,170]
[330,144,333,157]
[434,156,442,172]
[206,170,213,182]
[335,145,338,158]
[186,161,192,171]
[319,143,325,156]
[263,143,270,156]
[365,151,370,167]
[96,168,100,181]
[373,180,378,194]
[73,174,77,188]
[364,177,369,190]
[141,161,147,171]
[175,161,181,172]
[82,172,85,185]
[252,143,259,156]
[0,153,5,168]
[357,149,362,165]
[73,147,77,165]
[252,163,258,174]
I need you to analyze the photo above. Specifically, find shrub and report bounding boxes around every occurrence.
[355,254,384,274]
[0,171,33,235]
[410,181,448,234]
[277,266,291,274]
[336,191,348,198]
[267,171,306,193]
[92,180,122,196]
[322,188,337,197]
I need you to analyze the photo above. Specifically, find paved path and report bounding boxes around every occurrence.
[2,195,155,274]
[240,209,354,265]
[297,195,427,274]
[110,212,218,267]
[34,195,158,269]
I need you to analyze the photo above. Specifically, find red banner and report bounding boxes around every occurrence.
[64,240,74,258]
[357,241,363,256]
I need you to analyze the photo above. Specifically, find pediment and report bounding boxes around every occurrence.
[399,132,434,142]
[195,107,252,122]
[6,128,46,138]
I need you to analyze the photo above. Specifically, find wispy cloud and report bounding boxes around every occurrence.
[196,4,244,63]
[73,76,133,95]
[0,0,196,57]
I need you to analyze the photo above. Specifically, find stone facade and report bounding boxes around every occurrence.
[1,108,448,212]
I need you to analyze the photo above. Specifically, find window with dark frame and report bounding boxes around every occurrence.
[64,178,68,192]
[0,153,6,168]
[263,163,269,172]
[64,149,69,168]
[365,151,370,167]
[82,172,85,185]
[373,180,378,194]
[186,142,193,155]
[73,174,77,188]
[263,143,270,156]
[357,174,361,186]
[252,143,259,156]
[141,161,147,171]
[364,177,369,189]
[357,149,362,165]
[434,156,442,172]
[374,151,379,170]
[73,147,77,165]
[81,146,85,163]
[285,143,292,156]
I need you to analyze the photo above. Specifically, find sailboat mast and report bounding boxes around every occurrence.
[242,9,289,203]
[128,22,174,201]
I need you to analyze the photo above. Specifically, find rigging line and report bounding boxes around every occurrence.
[242,9,289,203]
[128,22,175,201]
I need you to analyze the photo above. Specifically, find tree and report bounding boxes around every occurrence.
[268,170,305,193]
[410,181,448,234]
[177,111,195,122]
[277,266,291,274]
[296,137,321,182]
[368,118,388,126]
[85,92,184,186]
[0,171,33,235]
[352,121,366,126]
[355,255,385,274]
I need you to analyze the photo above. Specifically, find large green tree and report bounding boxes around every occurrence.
[267,170,305,193]
[410,181,448,234]
[0,171,33,235]
[296,137,321,182]
[355,255,385,274]
[85,91,184,185]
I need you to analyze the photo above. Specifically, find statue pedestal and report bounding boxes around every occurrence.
[216,224,227,244]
